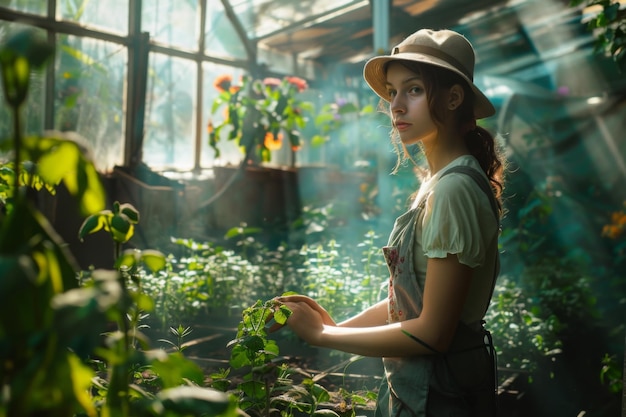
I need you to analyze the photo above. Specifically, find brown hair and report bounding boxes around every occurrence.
[382,61,506,216]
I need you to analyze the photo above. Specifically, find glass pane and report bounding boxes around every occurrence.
[1,0,47,15]
[58,0,129,35]
[144,53,197,170]
[142,0,198,50]
[230,0,356,38]
[201,63,246,167]
[205,1,247,60]
[0,22,46,139]
[54,35,126,172]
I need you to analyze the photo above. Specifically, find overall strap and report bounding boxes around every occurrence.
[439,165,499,223]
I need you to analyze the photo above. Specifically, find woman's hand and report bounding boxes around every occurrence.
[279,300,326,346]
[277,295,336,326]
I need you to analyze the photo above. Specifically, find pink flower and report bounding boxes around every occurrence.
[285,76,308,92]
[263,77,282,88]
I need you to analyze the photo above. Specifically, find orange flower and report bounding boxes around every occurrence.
[602,223,624,239]
[213,74,232,93]
[285,76,308,92]
[207,120,214,134]
[264,132,283,150]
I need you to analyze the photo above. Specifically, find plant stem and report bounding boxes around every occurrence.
[12,103,22,201]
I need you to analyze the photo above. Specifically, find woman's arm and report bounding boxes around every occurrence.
[281,254,472,357]
[275,296,388,327]
[336,298,388,327]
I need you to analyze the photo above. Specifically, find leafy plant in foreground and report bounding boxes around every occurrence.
[227,298,291,416]
[0,28,238,417]
[225,297,378,417]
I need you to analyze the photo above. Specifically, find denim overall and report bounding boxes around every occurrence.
[375,166,499,417]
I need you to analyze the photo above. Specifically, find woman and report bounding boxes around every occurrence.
[272,28,505,417]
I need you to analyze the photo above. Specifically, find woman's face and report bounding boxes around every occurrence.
[385,62,437,145]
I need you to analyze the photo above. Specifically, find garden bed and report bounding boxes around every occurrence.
[147,317,534,417]
[147,318,381,415]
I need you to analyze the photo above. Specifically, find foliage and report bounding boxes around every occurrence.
[597,200,626,394]
[143,229,387,328]
[209,74,314,164]
[157,324,194,353]
[0,27,101,417]
[498,151,624,413]
[0,28,238,417]
[226,298,290,415]
[571,0,626,71]
[485,276,563,378]
[224,297,376,417]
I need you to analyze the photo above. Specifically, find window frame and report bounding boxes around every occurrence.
[0,0,256,171]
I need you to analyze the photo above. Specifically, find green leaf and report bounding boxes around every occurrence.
[115,249,140,270]
[239,380,266,400]
[34,135,106,216]
[141,249,166,273]
[119,202,139,223]
[156,385,235,416]
[274,304,292,325]
[134,293,155,312]
[242,334,265,353]
[78,212,110,241]
[310,383,330,403]
[110,213,133,243]
[149,351,205,387]
[311,135,327,147]
[263,339,280,356]
[229,344,251,369]
[37,140,78,185]
[77,162,106,215]
[338,102,359,114]
[224,225,262,239]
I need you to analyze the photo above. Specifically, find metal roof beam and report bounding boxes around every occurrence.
[255,0,369,42]
[220,0,260,75]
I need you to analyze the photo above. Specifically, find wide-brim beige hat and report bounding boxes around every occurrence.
[363,29,495,119]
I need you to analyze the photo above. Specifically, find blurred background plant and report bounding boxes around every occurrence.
[571,0,626,71]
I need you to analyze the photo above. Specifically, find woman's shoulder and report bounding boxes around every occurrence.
[436,156,486,190]
[440,155,483,175]
[429,159,489,210]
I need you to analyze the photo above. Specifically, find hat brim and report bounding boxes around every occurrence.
[363,53,495,119]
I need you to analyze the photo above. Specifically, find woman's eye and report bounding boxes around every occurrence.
[387,89,397,98]
[409,86,422,94]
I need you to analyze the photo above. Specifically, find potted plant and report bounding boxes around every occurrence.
[209,73,312,166]
[206,74,313,233]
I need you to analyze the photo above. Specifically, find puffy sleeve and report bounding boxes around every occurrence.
[421,172,494,268]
